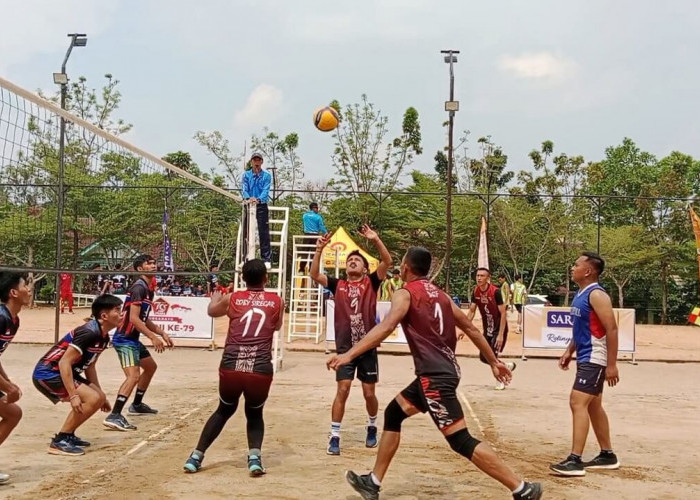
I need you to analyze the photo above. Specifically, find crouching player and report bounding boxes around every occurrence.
[32,294,123,455]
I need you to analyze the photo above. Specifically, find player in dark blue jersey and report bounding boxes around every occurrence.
[104,254,174,432]
[32,294,123,456]
[0,272,31,485]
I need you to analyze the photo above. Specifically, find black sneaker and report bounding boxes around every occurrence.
[513,482,543,500]
[345,470,380,500]
[584,452,620,470]
[549,455,585,476]
[49,435,85,456]
[69,434,91,447]
[103,413,138,431]
[365,426,378,448]
[128,402,159,415]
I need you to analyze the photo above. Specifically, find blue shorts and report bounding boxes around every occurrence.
[114,341,151,368]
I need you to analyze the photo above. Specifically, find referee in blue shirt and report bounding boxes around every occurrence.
[241,152,273,268]
[299,202,328,273]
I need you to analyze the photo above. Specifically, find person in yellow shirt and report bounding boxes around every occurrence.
[511,274,527,333]
[379,269,403,301]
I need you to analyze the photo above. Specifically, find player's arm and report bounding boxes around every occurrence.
[129,303,165,352]
[207,290,231,317]
[327,289,410,371]
[310,233,332,288]
[58,346,84,413]
[465,301,477,321]
[84,361,112,412]
[590,289,619,386]
[360,224,392,280]
[558,338,576,370]
[274,299,285,331]
[495,292,507,350]
[145,318,174,348]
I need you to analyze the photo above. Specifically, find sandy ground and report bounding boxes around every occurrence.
[0,347,698,499]
[0,306,698,499]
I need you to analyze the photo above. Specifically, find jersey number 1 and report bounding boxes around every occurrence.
[434,303,444,335]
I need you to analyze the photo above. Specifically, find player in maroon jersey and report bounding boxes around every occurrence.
[466,267,516,390]
[183,259,284,477]
[310,225,392,455]
[328,247,542,500]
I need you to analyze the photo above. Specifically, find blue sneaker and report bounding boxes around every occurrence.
[327,436,340,455]
[183,452,203,473]
[49,435,85,456]
[248,454,266,477]
[365,426,378,448]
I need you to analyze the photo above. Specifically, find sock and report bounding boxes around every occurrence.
[192,449,204,459]
[133,388,146,406]
[569,453,582,462]
[112,394,128,415]
[368,415,377,428]
[512,481,525,494]
[55,431,72,441]
[330,422,341,438]
[249,448,261,459]
[370,472,381,486]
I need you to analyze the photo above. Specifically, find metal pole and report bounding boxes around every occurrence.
[445,54,456,294]
[53,79,67,343]
[596,197,602,254]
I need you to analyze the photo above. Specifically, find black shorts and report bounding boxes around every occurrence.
[401,375,464,432]
[218,368,273,407]
[33,373,89,405]
[336,349,378,383]
[573,362,606,396]
[515,304,523,313]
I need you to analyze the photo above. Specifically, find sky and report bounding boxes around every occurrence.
[2,0,700,184]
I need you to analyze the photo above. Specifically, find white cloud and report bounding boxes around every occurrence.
[498,52,578,82]
[233,84,284,129]
[0,1,119,73]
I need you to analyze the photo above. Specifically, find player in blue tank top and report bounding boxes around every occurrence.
[550,252,621,477]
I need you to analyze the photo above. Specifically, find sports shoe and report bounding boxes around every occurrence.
[103,413,138,431]
[327,436,340,455]
[345,470,380,500]
[365,426,378,448]
[0,472,10,485]
[69,434,91,447]
[49,436,85,456]
[128,402,159,415]
[264,261,272,270]
[513,481,543,499]
[584,452,620,470]
[549,455,585,476]
[183,452,203,473]
[506,361,517,372]
[495,382,506,391]
[248,454,266,477]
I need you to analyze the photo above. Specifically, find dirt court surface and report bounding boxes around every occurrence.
[1,341,699,499]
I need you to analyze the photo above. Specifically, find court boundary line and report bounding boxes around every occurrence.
[126,405,202,456]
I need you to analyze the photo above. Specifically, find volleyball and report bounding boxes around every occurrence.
[313,106,340,132]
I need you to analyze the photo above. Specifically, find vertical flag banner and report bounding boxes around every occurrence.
[477,216,490,270]
[163,209,175,273]
[691,206,700,283]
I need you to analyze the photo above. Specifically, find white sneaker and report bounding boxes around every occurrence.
[494,382,506,391]
[264,261,272,270]
[0,472,10,484]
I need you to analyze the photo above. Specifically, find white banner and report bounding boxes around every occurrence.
[523,306,635,352]
[325,300,408,345]
[116,295,214,340]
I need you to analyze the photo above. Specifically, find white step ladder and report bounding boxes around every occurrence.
[234,203,289,372]
[287,235,324,343]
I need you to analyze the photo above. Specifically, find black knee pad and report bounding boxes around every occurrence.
[383,398,408,432]
[446,428,480,460]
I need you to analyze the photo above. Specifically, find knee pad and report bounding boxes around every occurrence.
[446,428,480,460]
[383,398,408,432]
[216,399,238,419]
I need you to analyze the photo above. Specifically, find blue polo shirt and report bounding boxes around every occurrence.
[241,169,272,204]
[302,211,327,234]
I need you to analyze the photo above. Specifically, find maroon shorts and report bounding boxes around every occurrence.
[218,368,273,407]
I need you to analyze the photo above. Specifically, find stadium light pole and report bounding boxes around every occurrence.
[53,33,87,342]
[441,50,459,294]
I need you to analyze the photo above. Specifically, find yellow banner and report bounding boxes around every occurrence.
[322,226,379,272]
[692,207,700,283]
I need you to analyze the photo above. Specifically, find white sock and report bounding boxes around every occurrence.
[370,472,381,486]
[368,415,378,427]
[330,422,341,438]
[512,481,525,494]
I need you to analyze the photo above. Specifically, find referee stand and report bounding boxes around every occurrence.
[287,235,324,344]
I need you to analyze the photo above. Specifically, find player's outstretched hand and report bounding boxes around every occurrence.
[558,352,573,371]
[316,233,332,251]
[359,224,378,240]
[491,362,512,385]
[152,336,165,353]
[70,394,84,414]
[326,353,351,371]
